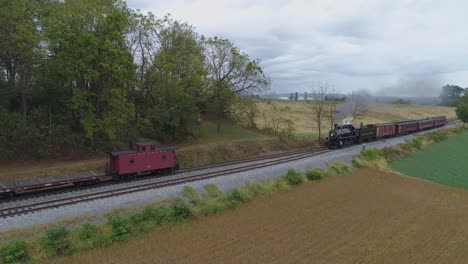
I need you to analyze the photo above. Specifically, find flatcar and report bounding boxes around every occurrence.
[326,116,447,149]
[0,142,179,198]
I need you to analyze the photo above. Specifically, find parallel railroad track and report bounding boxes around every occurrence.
[0,148,330,218]
[1,147,323,203]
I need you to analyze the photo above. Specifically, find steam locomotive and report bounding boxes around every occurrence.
[326,116,447,148]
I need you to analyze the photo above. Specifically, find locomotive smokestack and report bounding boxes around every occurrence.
[334,124,338,129]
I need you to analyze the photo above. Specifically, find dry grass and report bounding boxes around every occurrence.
[255,100,456,135]
[53,169,468,264]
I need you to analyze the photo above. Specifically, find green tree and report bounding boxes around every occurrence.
[126,14,207,141]
[204,37,270,132]
[42,0,136,148]
[0,0,41,118]
[440,85,464,106]
[456,94,468,128]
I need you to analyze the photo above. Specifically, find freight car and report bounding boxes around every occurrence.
[326,116,447,148]
[0,142,179,198]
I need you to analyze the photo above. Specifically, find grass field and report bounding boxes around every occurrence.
[53,169,468,264]
[391,132,468,188]
[255,100,456,135]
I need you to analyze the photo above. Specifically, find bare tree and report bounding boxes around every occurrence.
[326,85,340,130]
[349,90,369,119]
[334,89,370,124]
[310,81,332,142]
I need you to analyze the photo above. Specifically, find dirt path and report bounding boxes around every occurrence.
[55,169,468,264]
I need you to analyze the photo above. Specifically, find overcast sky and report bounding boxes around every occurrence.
[127,0,468,96]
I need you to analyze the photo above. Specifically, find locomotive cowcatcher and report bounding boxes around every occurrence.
[106,142,179,180]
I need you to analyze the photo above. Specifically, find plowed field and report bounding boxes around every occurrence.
[56,169,468,264]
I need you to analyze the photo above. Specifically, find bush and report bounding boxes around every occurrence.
[411,138,423,150]
[305,168,326,181]
[107,214,131,241]
[201,202,225,216]
[227,188,251,204]
[168,199,193,222]
[182,186,203,205]
[0,240,29,264]
[130,206,167,225]
[39,226,71,256]
[244,181,268,197]
[328,162,352,175]
[427,131,448,143]
[78,222,98,241]
[285,169,304,186]
[360,148,382,161]
[203,184,222,199]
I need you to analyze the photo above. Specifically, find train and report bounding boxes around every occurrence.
[0,142,179,198]
[0,116,449,198]
[326,116,447,148]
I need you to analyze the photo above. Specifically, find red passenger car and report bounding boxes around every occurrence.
[396,120,419,134]
[368,123,396,139]
[106,142,178,180]
[418,119,435,130]
[433,116,447,127]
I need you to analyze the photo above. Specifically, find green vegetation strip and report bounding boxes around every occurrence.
[390,132,468,189]
[0,165,349,264]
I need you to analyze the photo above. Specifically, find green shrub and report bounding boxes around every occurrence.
[360,148,382,161]
[328,162,352,174]
[351,157,364,168]
[201,202,225,216]
[78,222,98,241]
[305,168,326,181]
[182,186,203,205]
[107,214,131,241]
[244,181,268,197]
[427,131,448,143]
[411,138,423,150]
[285,169,304,186]
[168,199,193,222]
[130,206,167,225]
[0,240,29,264]
[227,188,251,204]
[203,184,222,199]
[39,226,71,256]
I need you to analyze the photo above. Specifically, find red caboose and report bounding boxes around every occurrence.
[106,142,179,180]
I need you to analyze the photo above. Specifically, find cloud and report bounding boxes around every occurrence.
[127,0,468,94]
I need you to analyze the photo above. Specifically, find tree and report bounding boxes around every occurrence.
[43,0,136,148]
[456,93,468,128]
[0,0,41,118]
[204,37,270,132]
[440,85,464,106]
[310,82,332,142]
[128,15,207,141]
[326,86,340,130]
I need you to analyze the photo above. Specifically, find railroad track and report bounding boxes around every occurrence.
[0,148,330,218]
[0,147,323,203]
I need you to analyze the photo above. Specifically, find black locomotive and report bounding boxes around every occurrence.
[326,123,376,148]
